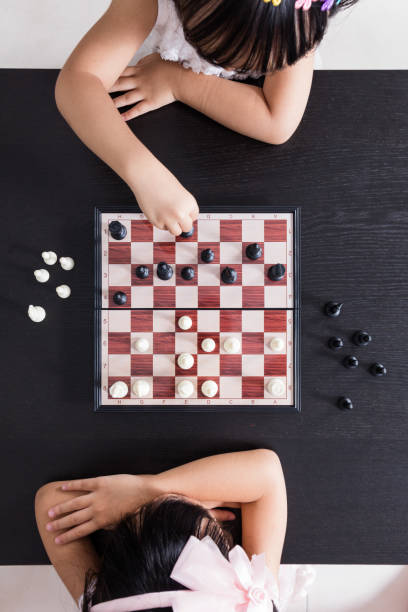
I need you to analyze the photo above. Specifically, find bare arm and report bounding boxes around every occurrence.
[44,450,287,584]
[173,52,315,145]
[35,482,100,603]
[56,0,157,192]
[154,449,287,580]
[56,0,198,234]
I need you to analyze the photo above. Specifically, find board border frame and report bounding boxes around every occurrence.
[94,204,301,413]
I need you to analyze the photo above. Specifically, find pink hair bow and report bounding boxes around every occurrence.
[91,535,280,612]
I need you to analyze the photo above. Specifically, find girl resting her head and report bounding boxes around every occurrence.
[35,449,314,611]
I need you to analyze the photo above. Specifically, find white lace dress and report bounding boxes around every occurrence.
[129,0,322,76]
[130,0,258,79]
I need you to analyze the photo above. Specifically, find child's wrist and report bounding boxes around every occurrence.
[171,62,189,102]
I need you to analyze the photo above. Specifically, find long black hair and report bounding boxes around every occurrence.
[82,495,279,611]
[82,495,246,612]
[173,0,359,75]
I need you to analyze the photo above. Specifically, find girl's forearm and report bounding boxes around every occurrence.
[152,449,279,504]
[55,69,164,195]
[174,51,314,145]
[174,69,275,143]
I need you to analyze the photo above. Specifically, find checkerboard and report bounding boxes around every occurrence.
[95,207,300,411]
[100,212,295,309]
[100,308,294,406]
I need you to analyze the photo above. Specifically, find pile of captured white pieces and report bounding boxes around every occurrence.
[28,251,75,323]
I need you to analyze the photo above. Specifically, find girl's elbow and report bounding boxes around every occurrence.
[255,448,281,467]
[264,119,300,146]
[54,70,66,114]
[35,481,62,515]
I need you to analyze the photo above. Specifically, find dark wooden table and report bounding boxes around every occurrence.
[1,69,407,565]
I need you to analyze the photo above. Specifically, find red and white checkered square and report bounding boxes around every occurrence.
[131,219,153,242]
[109,242,131,264]
[100,308,293,404]
[220,219,242,242]
[101,213,294,310]
[175,333,197,354]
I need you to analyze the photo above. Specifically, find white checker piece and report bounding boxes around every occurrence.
[175,377,198,399]
[130,377,153,399]
[131,332,153,354]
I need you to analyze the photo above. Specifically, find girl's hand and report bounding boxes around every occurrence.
[201,500,239,522]
[46,474,158,545]
[131,163,199,236]
[110,53,182,121]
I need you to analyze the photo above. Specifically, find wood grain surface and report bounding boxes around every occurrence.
[0,69,407,564]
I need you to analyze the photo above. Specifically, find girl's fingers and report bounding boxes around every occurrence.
[209,509,236,522]
[48,493,90,519]
[120,66,138,77]
[109,76,137,93]
[121,101,151,121]
[60,478,98,492]
[189,202,199,221]
[114,90,144,109]
[179,216,194,233]
[166,221,182,236]
[46,508,92,533]
[54,521,96,545]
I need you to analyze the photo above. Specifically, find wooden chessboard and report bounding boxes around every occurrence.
[95,206,300,412]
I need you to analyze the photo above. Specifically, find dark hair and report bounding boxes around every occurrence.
[173,0,359,75]
[82,496,238,612]
[83,496,278,611]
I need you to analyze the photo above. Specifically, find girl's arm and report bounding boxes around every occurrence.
[55,0,198,234]
[154,449,287,580]
[45,450,287,581]
[173,52,315,145]
[35,482,100,603]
